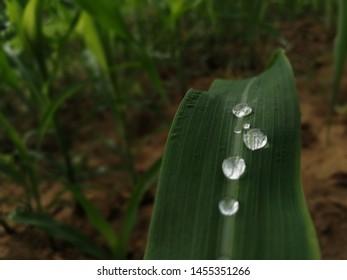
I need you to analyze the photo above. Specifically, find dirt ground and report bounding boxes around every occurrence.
[284,19,347,260]
[1,18,347,259]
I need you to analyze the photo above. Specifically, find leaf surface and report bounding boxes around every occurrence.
[145,50,320,260]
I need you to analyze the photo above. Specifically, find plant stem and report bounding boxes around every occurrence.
[53,117,76,184]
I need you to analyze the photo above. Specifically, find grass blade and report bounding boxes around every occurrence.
[118,158,162,257]
[37,83,82,147]
[22,0,46,78]
[65,184,119,258]
[10,212,109,259]
[74,0,132,41]
[145,49,320,260]
[75,0,165,97]
[331,0,347,115]
[0,111,41,209]
[4,0,23,45]
[0,48,19,89]
[76,12,110,73]
[0,112,29,162]
[137,50,166,100]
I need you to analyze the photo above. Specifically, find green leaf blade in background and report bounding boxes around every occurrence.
[22,0,46,78]
[74,0,133,41]
[65,184,119,258]
[76,12,110,74]
[145,50,320,260]
[332,0,347,115]
[10,212,109,259]
[0,48,20,89]
[37,83,83,147]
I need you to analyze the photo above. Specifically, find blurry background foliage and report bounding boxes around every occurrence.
[0,0,344,259]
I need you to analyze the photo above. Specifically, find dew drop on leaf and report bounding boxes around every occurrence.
[232,103,252,118]
[234,128,242,134]
[218,197,239,216]
[243,128,268,150]
[243,123,250,129]
[222,156,246,180]
[234,124,242,134]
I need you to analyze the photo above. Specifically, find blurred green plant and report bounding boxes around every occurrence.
[331,0,347,118]
[0,0,337,260]
[0,0,163,259]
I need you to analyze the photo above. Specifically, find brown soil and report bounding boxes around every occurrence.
[1,18,347,259]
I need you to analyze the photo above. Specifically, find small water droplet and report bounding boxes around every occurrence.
[234,127,242,134]
[234,123,242,134]
[243,123,250,129]
[219,197,239,216]
[243,128,268,150]
[232,103,252,118]
[222,156,246,180]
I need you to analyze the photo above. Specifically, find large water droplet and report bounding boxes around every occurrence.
[232,103,252,118]
[222,156,246,180]
[243,123,250,129]
[243,128,267,150]
[219,197,239,216]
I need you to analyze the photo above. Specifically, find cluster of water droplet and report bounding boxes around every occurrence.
[218,102,268,217]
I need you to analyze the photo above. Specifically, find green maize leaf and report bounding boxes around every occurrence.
[0,111,40,208]
[76,12,110,74]
[137,49,166,100]
[0,155,33,205]
[74,0,133,42]
[166,0,203,26]
[4,0,24,48]
[37,83,83,147]
[145,49,320,260]
[22,0,46,77]
[10,211,109,259]
[332,0,347,114]
[22,0,43,46]
[64,184,119,258]
[0,112,29,162]
[4,0,22,29]
[74,0,165,97]
[118,158,162,258]
[0,48,19,89]
[3,44,45,108]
